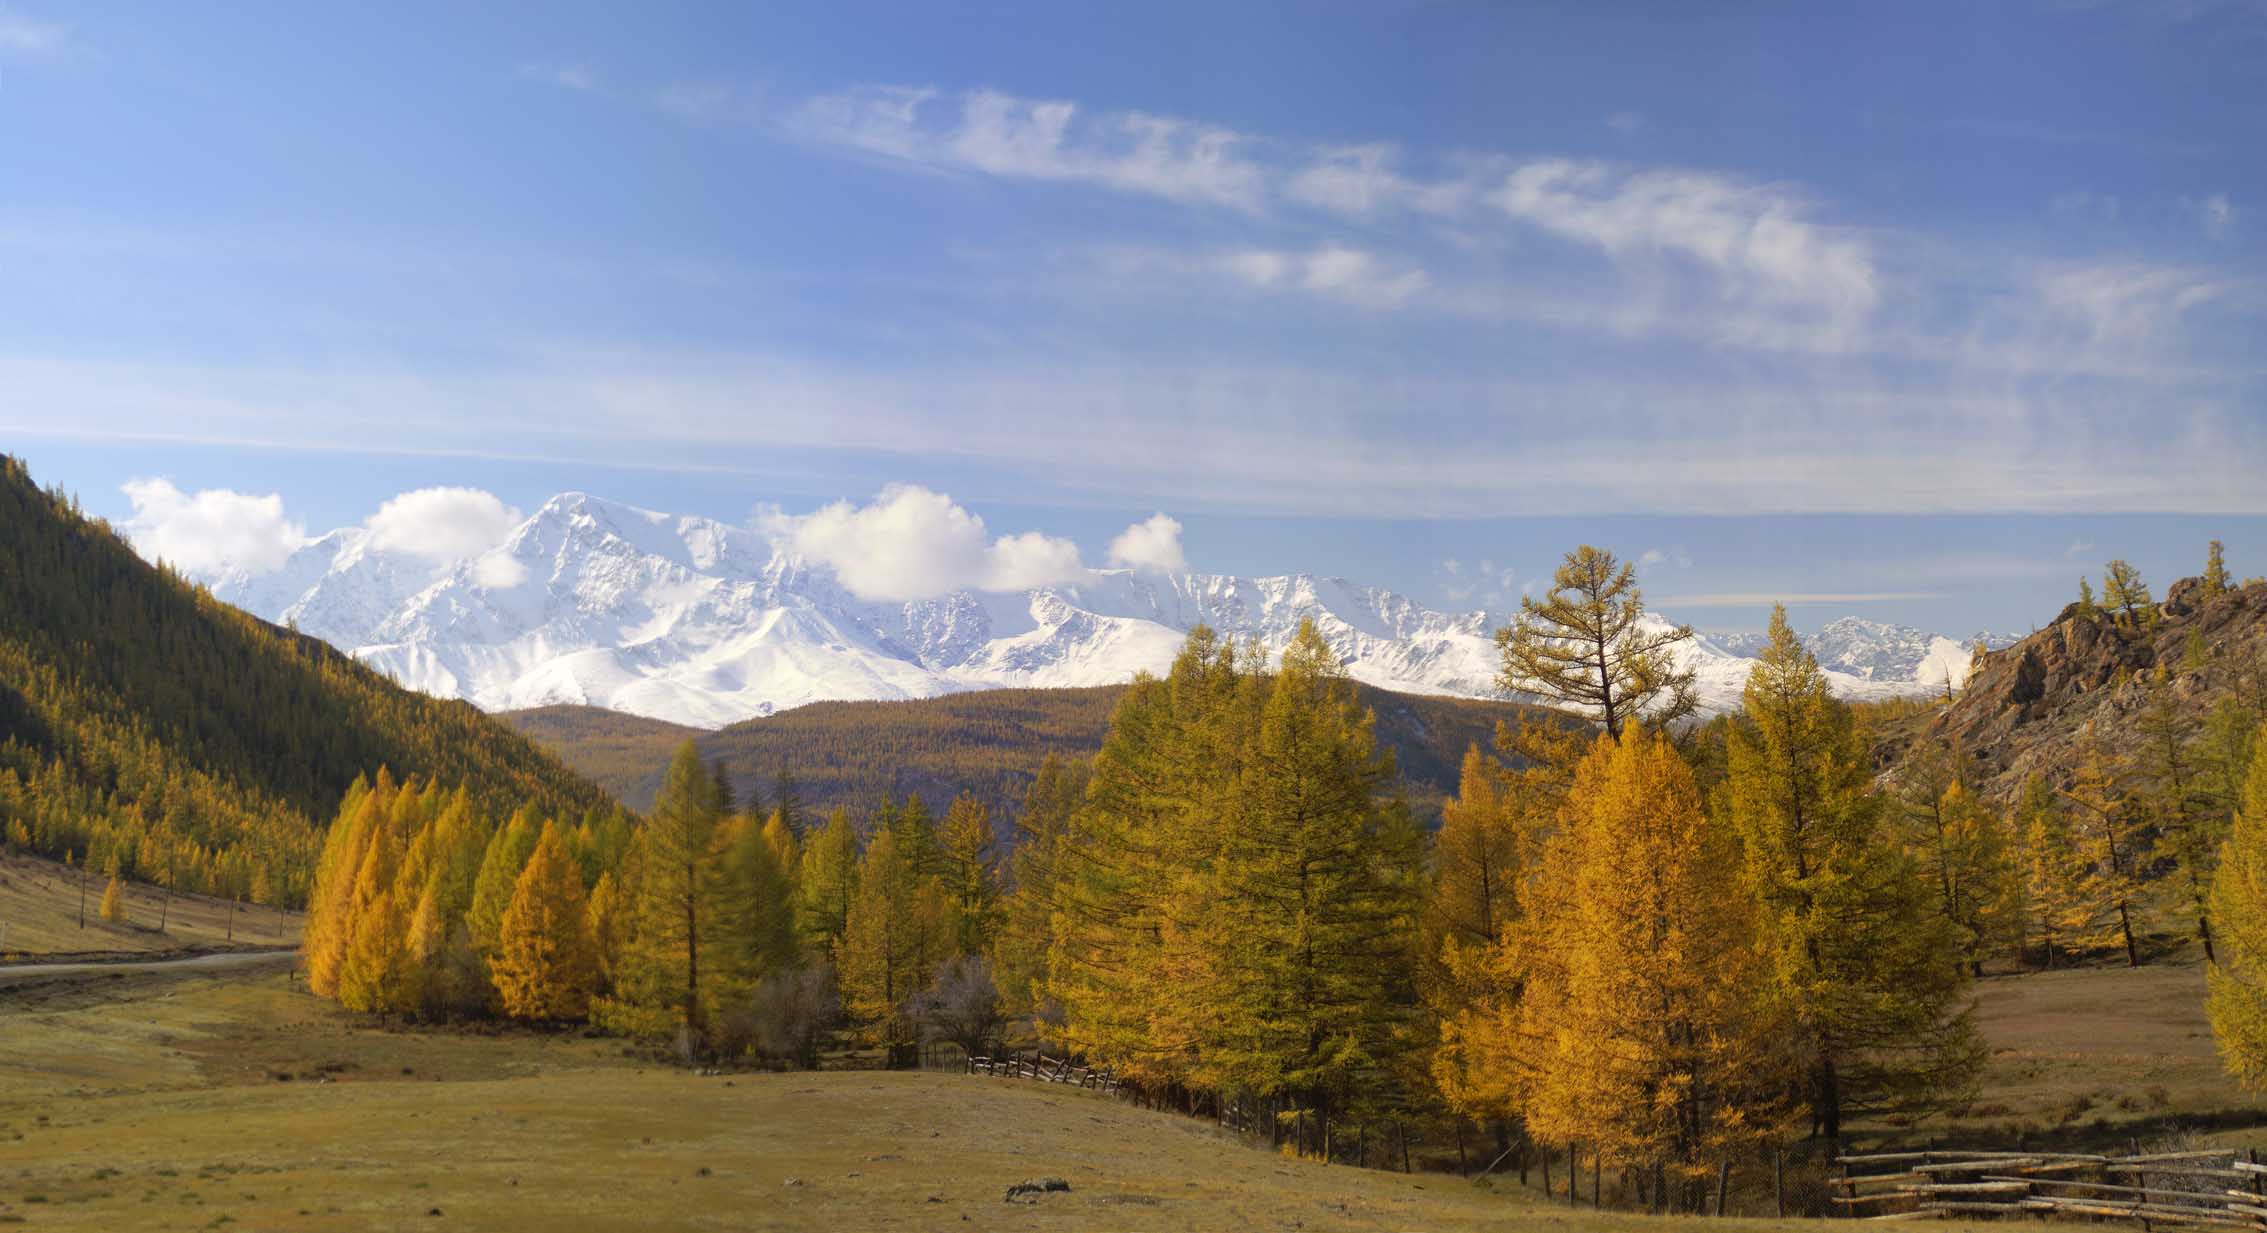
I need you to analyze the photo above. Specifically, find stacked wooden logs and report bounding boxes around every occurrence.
[1835,1149,2267,1227]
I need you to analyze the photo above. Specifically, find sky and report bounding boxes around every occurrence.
[3,1,2262,636]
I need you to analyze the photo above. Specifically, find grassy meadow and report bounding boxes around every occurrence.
[2,945,2262,1232]
[0,849,302,962]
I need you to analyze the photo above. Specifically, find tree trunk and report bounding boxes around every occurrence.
[2118,901,2139,967]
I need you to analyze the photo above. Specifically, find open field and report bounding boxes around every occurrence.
[1,951,2261,1232]
[0,849,302,962]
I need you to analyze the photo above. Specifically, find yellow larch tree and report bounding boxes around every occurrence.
[492,822,600,1022]
[2060,733,2151,967]
[1724,609,1979,1142]
[2207,721,2267,1089]
[1490,728,1790,1207]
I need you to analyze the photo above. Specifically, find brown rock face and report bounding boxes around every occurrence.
[1907,578,2267,801]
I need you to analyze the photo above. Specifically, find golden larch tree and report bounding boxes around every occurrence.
[493,822,600,1021]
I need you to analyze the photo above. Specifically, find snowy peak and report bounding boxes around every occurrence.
[195,492,1992,729]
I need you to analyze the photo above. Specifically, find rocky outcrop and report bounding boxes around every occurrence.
[1897,578,2267,801]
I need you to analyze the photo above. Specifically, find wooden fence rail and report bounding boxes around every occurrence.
[1835,1149,2267,1229]
[966,1053,1121,1095]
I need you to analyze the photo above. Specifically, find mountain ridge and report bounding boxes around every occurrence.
[196,490,2005,730]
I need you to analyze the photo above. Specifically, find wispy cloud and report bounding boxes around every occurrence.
[0,6,65,53]
[1656,591,1949,608]
[517,61,599,93]
[2188,192,2236,239]
[2064,537,2096,560]
[788,85,1269,212]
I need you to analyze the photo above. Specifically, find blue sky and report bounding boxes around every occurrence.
[3,1,2262,634]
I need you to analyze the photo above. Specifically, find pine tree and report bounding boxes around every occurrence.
[2206,724,2267,1089]
[492,822,600,1021]
[99,871,127,923]
[1723,607,1980,1142]
[2077,577,2099,620]
[2204,540,2232,601]
[936,792,998,956]
[1495,545,1696,738]
[1464,728,1789,1204]
[2061,735,2150,967]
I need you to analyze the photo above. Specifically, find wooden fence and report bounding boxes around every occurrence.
[968,1052,1120,1094]
[1835,1149,2267,1227]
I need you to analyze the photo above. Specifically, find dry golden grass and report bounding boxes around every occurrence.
[4,945,2259,1230]
[0,848,302,962]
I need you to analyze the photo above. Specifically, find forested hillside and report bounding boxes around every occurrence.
[505,683,1536,824]
[0,455,611,909]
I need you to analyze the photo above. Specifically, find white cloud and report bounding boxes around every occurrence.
[120,478,306,577]
[472,551,531,589]
[2189,192,2235,238]
[1639,546,1692,569]
[1223,244,1429,309]
[1108,513,1188,574]
[1605,111,1647,135]
[365,487,523,564]
[768,484,1086,601]
[1493,159,1879,320]
[0,7,65,52]
[790,85,1267,211]
[2036,260,2223,348]
[2064,537,2095,560]
[1284,144,1472,217]
[518,61,598,92]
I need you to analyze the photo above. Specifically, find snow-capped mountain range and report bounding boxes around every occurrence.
[197,492,2008,729]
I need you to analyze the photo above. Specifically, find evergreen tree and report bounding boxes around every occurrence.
[2206,724,2267,1089]
[493,822,600,1021]
[772,770,804,837]
[1495,545,1696,738]
[1722,607,1981,1141]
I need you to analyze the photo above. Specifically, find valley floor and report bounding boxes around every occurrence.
[0,848,303,962]
[1,951,2261,1232]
